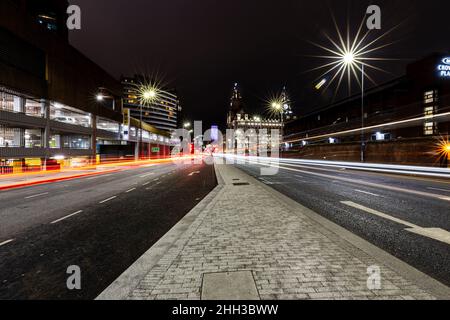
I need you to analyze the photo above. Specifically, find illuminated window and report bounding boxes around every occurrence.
[424,122,435,136]
[424,90,438,105]
[424,106,435,117]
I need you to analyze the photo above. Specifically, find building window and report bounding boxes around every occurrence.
[62,136,91,149]
[0,91,22,113]
[424,90,438,105]
[25,99,44,117]
[49,135,61,149]
[97,118,120,133]
[24,129,42,148]
[0,126,23,147]
[424,122,435,136]
[50,103,91,127]
[424,106,435,117]
[423,90,438,136]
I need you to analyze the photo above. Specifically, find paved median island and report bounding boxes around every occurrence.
[98,163,450,300]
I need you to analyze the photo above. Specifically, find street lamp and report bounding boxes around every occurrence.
[307,13,400,162]
[137,85,159,160]
[184,122,191,129]
[340,51,366,162]
[270,100,285,152]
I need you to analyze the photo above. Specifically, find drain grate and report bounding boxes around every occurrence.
[233,182,250,186]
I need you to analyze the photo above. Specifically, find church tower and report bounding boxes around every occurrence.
[227,83,245,128]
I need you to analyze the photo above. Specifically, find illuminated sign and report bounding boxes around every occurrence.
[437,57,450,78]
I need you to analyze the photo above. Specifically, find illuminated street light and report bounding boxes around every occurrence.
[136,84,159,160]
[140,87,158,104]
[306,12,400,162]
[436,137,450,167]
[96,94,104,102]
[184,122,192,129]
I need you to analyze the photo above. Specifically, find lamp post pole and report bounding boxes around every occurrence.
[360,64,365,163]
[139,104,143,160]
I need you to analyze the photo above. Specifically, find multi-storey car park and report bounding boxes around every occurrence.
[0,0,174,174]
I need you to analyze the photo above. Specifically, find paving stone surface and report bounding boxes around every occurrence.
[128,164,437,300]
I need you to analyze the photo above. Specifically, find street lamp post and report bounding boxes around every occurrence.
[361,64,365,163]
[271,102,284,153]
[139,88,158,160]
[342,54,366,163]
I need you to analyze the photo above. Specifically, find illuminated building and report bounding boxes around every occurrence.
[227,83,284,153]
[284,54,450,166]
[0,1,172,173]
[122,76,181,133]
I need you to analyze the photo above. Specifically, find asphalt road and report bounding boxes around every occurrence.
[235,159,450,287]
[0,160,216,300]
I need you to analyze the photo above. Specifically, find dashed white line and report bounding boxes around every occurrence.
[25,192,49,199]
[87,174,113,180]
[125,188,136,193]
[142,182,151,186]
[99,196,117,204]
[86,176,101,180]
[153,178,160,182]
[247,160,450,202]
[354,189,381,197]
[51,210,83,224]
[140,172,155,178]
[0,239,14,247]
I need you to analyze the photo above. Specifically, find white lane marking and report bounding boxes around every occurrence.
[156,182,162,185]
[142,182,151,186]
[0,239,14,247]
[125,188,136,193]
[51,210,83,224]
[153,178,160,182]
[188,171,200,176]
[427,187,450,193]
[140,172,155,178]
[247,160,450,202]
[341,201,450,245]
[87,174,113,180]
[354,189,381,197]
[25,192,49,199]
[99,196,117,204]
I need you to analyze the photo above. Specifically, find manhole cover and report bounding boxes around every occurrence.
[202,271,260,300]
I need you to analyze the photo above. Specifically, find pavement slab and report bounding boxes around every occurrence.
[98,163,450,300]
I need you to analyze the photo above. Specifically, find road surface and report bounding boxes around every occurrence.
[0,160,216,300]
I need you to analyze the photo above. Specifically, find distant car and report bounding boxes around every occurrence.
[54,116,77,125]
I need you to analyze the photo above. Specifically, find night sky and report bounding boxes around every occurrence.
[69,0,450,129]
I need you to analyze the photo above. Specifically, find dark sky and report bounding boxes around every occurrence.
[69,0,450,129]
